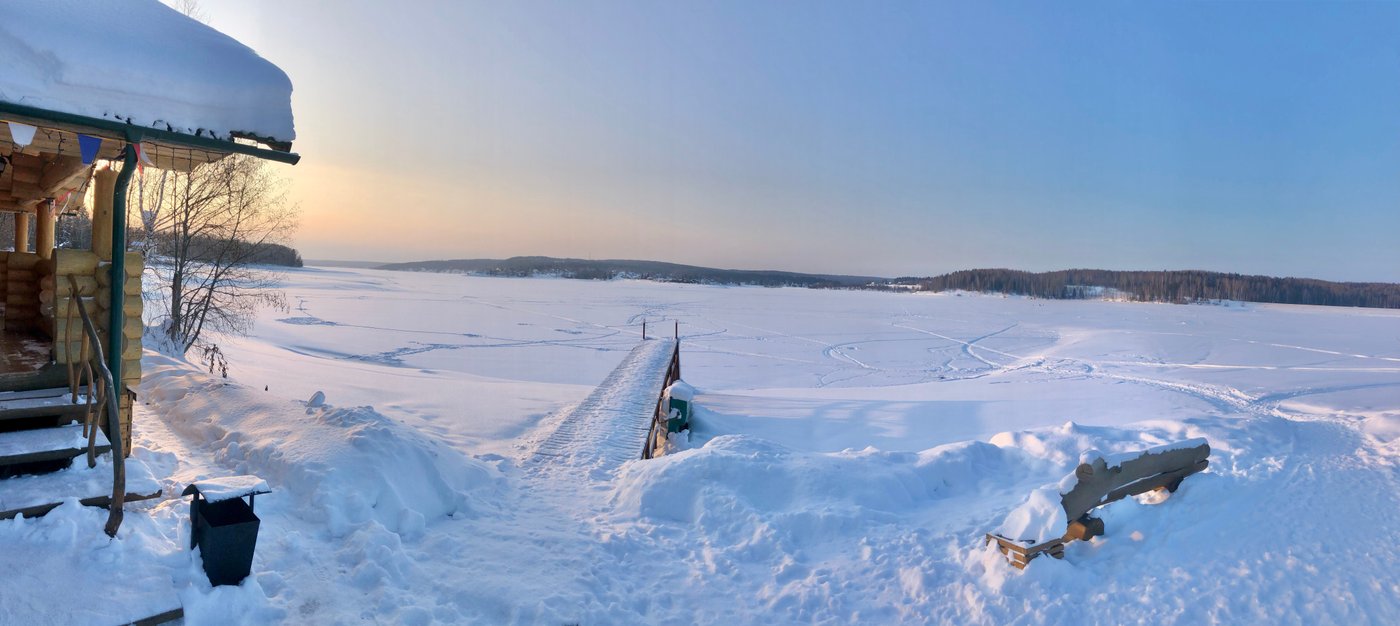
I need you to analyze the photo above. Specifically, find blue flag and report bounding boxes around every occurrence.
[78,134,102,164]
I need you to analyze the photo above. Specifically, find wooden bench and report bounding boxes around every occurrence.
[987,438,1210,568]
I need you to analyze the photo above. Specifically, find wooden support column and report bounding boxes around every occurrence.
[92,168,116,261]
[13,212,30,253]
[36,200,55,260]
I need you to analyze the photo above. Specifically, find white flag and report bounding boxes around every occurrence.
[7,122,36,147]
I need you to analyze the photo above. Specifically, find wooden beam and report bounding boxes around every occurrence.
[39,155,88,193]
[14,212,30,253]
[10,164,41,185]
[91,169,116,261]
[7,181,46,201]
[36,201,55,260]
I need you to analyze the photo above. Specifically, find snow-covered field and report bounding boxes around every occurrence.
[6,266,1400,624]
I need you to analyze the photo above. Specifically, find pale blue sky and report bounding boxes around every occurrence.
[205,1,1400,281]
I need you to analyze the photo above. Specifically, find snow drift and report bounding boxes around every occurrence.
[140,353,498,537]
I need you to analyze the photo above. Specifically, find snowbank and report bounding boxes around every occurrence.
[140,353,498,537]
[614,434,1022,540]
[994,487,1067,544]
[0,0,295,141]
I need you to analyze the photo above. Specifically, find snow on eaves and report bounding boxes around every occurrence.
[0,0,295,144]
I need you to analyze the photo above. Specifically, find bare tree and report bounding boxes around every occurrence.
[172,0,208,23]
[134,154,297,355]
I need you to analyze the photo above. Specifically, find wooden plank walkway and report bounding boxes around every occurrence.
[531,338,678,472]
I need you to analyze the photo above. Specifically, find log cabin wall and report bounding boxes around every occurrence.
[38,248,144,456]
[0,251,9,318]
[5,252,41,332]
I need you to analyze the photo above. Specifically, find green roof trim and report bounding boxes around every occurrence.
[0,100,300,165]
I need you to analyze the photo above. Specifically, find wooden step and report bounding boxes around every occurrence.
[0,387,93,422]
[0,453,162,520]
[0,423,110,469]
[0,386,89,402]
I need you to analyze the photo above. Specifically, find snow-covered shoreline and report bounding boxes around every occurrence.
[2,266,1397,624]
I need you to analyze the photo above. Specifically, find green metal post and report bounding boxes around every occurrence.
[108,140,138,388]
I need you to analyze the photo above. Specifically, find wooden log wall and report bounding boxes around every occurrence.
[5,252,41,332]
[35,249,144,456]
[41,249,99,362]
[0,251,9,322]
[92,253,144,391]
[107,254,144,457]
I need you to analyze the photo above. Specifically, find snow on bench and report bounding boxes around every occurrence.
[987,438,1211,569]
[532,338,679,472]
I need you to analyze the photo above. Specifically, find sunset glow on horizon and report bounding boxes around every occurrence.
[205,1,1400,282]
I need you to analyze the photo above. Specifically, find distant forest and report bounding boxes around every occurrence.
[375,257,1400,309]
[902,269,1400,309]
[144,234,303,268]
[377,257,876,287]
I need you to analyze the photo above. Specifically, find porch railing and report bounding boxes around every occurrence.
[64,274,126,536]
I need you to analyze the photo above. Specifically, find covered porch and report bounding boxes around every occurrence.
[0,0,299,541]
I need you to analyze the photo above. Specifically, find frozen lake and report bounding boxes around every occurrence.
[112,265,1400,624]
[224,266,1400,456]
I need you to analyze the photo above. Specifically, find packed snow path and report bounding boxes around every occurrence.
[530,338,677,473]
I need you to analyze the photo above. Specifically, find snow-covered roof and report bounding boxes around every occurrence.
[0,0,295,146]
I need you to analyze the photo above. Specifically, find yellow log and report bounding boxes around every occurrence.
[55,340,140,363]
[44,276,98,297]
[94,319,143,340]
[94,274,142,295]
[7,252,39,270]
[53,249,99,275]
[51,311,104,338]
[95,289,144,307]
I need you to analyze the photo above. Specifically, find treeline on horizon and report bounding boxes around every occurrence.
[900,269,1400,309]
[374,257,1400,309]
[141,232,303,268]
[377,257,876,287]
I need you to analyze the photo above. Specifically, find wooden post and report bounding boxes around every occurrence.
[36,200,55,260]
[13,212,30,253]
[92,168,117,262]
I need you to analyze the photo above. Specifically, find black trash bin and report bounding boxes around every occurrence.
[183,481,269,586]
